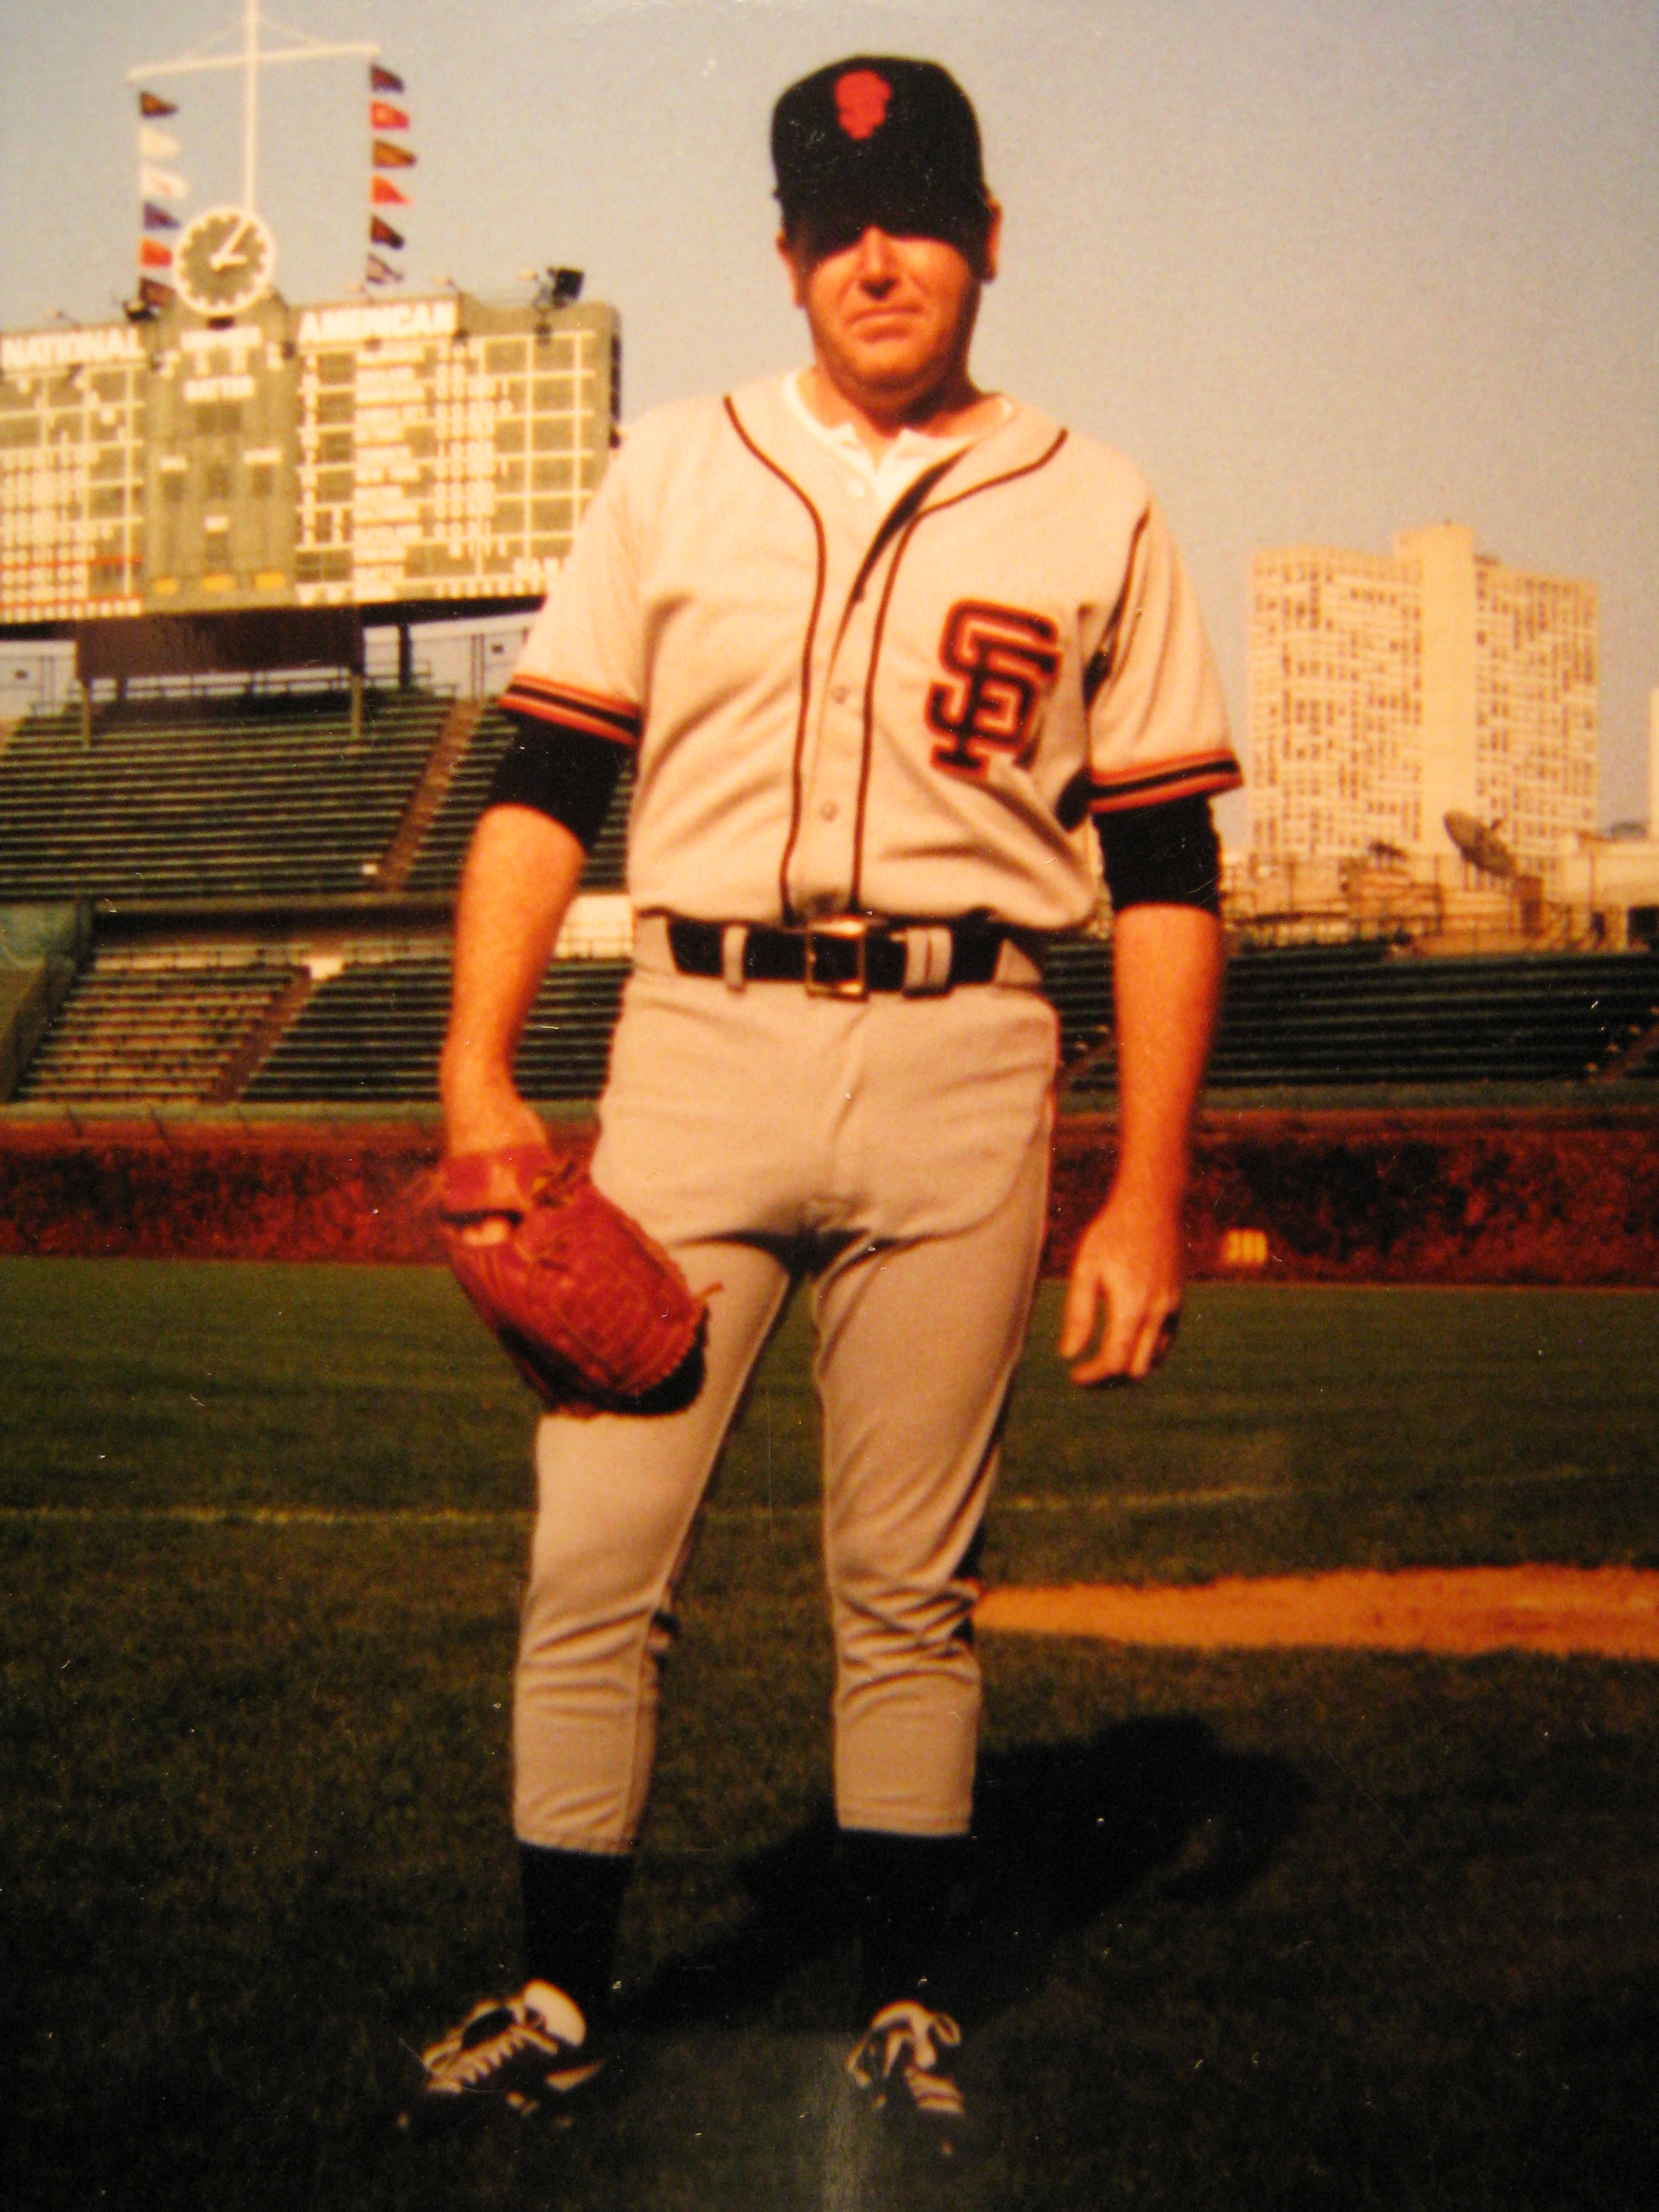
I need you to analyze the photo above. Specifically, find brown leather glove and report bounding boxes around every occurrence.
[429,1145,707,1414]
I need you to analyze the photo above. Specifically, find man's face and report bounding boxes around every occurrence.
[779,210,1000,420]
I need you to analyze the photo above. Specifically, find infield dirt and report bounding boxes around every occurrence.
[978,1564,1659,1660]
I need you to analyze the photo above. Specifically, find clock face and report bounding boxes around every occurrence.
[174,206,276,319]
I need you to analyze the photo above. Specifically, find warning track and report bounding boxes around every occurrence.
[976,1565,1659,1660]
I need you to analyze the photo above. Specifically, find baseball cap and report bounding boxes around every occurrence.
[771,57,992,258]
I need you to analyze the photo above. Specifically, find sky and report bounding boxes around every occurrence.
[1,0,1656,842]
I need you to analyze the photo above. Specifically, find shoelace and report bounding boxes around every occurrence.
[424,2003,567,2090]
[849,2001,965,2116]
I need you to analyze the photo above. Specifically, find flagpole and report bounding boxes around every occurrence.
[129,13,380,222]
[244,0,258,210]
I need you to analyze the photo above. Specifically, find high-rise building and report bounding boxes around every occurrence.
[1248,525,1597,872]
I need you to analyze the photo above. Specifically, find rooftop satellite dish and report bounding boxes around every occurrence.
[1444,811,1516,878]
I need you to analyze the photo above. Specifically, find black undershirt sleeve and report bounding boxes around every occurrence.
[487,712,627,853]
[1095,794,1222,916]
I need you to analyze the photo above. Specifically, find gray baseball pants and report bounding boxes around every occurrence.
[510,960,1058,1855]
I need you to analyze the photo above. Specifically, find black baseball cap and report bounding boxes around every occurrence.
[771,57,993,258]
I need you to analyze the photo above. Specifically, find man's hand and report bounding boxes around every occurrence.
[1059,1185,1184,1383]
[441,1071,548,1164]
[1059,900,1225,1387]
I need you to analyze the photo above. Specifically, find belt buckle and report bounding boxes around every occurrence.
[804,915,870,1000]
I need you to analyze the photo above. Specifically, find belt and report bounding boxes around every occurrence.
[644,914,1042,998]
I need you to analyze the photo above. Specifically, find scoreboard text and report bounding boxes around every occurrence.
[0,292,617,622]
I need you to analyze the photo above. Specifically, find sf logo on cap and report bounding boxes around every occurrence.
[834,69,892,140]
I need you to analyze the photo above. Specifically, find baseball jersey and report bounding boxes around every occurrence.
[500,373,1240,933]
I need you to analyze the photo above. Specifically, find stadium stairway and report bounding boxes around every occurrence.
[371,699,485,893]
[401,701,632,896]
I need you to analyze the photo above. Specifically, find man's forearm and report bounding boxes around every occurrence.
[1059,901,1223,1380]
[1108,901,1224,1216]
[439,804,588,1153]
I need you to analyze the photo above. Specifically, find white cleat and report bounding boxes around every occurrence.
[399,1980,605,2133]
[846,1999,967,2154]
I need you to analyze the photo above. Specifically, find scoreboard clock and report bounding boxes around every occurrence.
[174,207,276,319]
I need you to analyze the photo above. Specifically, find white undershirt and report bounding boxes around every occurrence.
[782,369,1010,505]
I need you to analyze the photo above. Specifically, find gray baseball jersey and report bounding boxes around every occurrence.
[501,372,1240,932]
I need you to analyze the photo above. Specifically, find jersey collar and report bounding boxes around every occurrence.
[726,375,1064,516]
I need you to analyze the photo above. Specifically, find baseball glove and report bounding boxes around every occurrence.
[428,1144,708,1414]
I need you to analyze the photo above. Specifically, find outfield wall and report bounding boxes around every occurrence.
[0,1108,1654,1284]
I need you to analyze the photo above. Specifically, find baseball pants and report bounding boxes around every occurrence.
[511,990,1053,1854]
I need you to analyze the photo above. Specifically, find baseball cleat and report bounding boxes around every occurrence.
[398,1979,605,2133]
[846,1999,968,2154]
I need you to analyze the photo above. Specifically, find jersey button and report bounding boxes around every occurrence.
[819,800,839,820]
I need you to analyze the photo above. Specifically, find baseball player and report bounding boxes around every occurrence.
[409,54,1240,2146]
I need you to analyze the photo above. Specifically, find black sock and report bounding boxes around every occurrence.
[842,1827,972,2020]
[517,1841,633,2030]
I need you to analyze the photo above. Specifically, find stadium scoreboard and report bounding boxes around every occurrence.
[0,291,618,623]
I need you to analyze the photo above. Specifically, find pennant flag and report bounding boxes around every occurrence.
[139,124,180,161]
[365,253,404,285]
[139,90,178,118]
[370,100,409,131]
[370,64,405,94]
[143,201,180,231]
[139,239,174,270]
[141,165,188,201]
[370,216,405,251]
[138,276,176,309]
[371,176,409,206]
[372,139,416,169]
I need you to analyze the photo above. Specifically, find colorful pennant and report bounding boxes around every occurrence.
[137,94,188,314]
[367,64,413,289]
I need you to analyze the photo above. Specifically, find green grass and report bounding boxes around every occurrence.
[5,1258,1657,1572]
[3,1258,1659,2209]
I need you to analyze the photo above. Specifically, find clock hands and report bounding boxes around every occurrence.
[209,216,253,272]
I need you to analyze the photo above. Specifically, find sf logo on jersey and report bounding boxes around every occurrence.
[924,601,1061,781]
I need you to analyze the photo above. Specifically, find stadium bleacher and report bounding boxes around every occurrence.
[0,687,451,903]
[242,949,627,1107]
[2,673,1656,1108]
[11,926,1658,1111]
[11,941,305,1107]
[1057,939,1659,1094]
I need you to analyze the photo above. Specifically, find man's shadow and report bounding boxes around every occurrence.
[622,1715,1308,2032]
